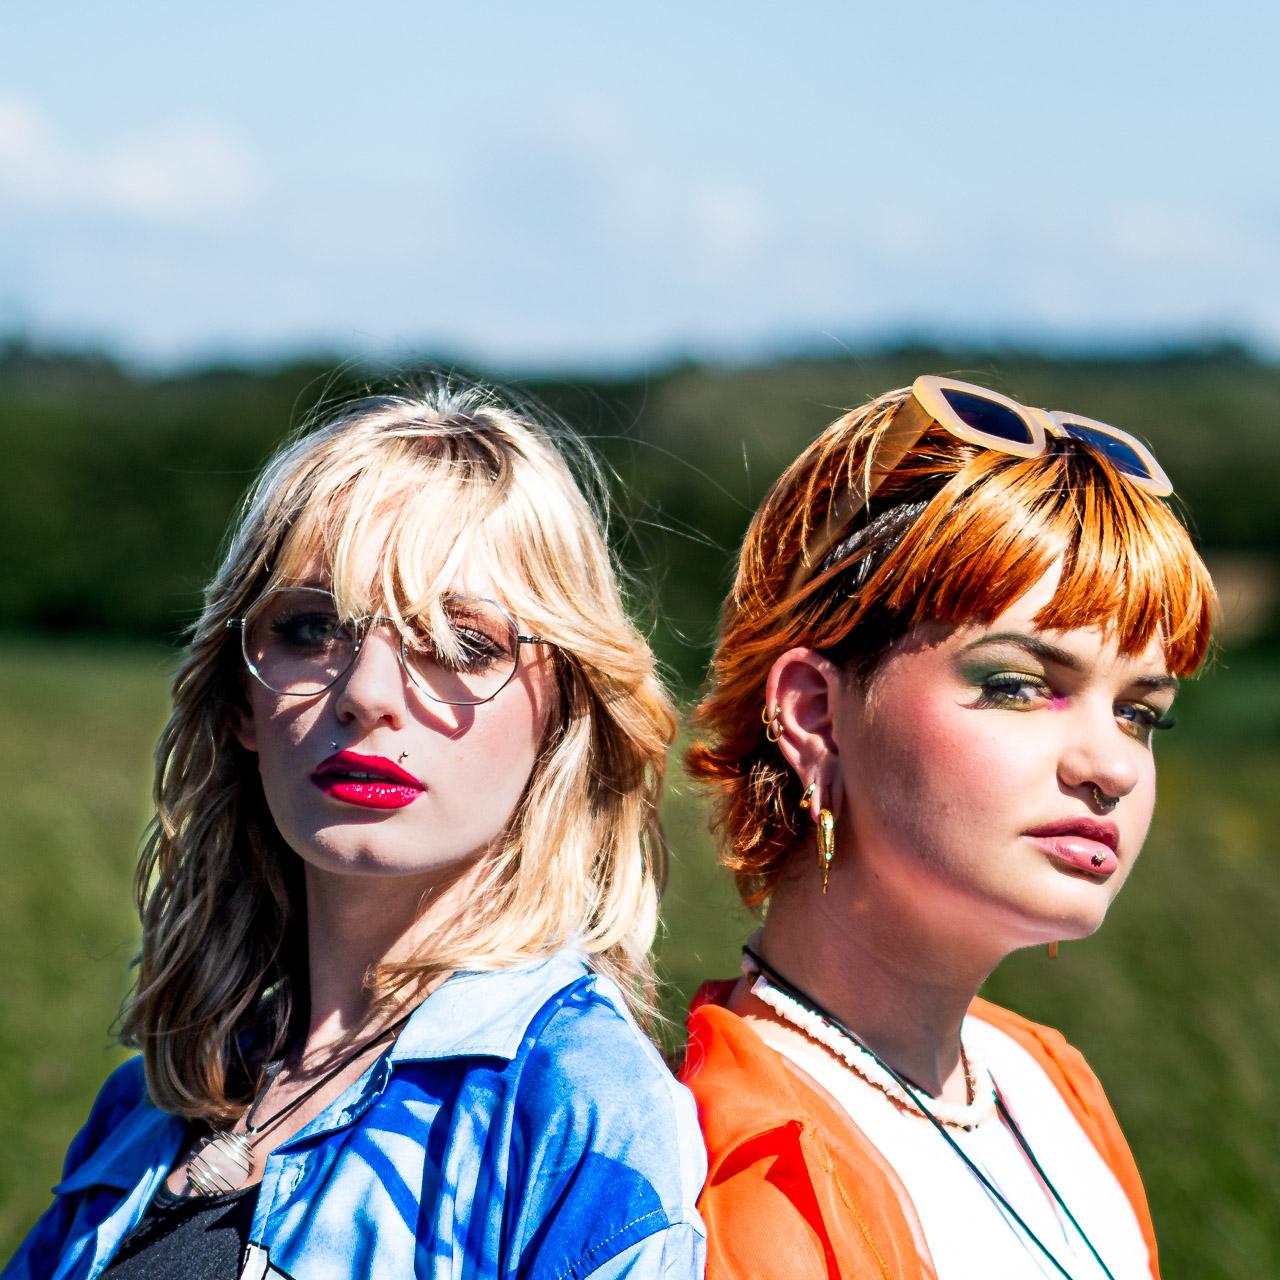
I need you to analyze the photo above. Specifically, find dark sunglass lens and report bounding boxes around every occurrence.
[1059,423,1151,479]
[939,389,1036,445]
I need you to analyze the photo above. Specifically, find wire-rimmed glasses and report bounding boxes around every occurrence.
[226,587,546,706]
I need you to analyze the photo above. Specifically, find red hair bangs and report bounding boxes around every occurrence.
[858,447,1216,677]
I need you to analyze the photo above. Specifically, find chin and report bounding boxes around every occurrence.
[993,874,1118,951]
[1037,892,1115,945]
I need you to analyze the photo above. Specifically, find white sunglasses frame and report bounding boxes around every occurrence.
[788,374,1174,595]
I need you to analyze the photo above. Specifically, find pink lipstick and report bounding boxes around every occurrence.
[310,750,425,811]
[1024,817,1119,878]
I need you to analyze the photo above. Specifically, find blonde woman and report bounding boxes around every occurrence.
[6,383,706,1280]
[680,377,1215,1278]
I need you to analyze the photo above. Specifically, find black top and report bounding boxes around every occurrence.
[100,1184,258,1279]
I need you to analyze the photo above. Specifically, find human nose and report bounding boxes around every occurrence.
[1056,698,1141,804]
[331,625,407,732]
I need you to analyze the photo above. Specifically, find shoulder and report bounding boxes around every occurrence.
[967,997,1112,1117]
[499,971,706,1278]
[63,1057,151,1171]
[968,997,1160,1271]
[679,994,937,1280]
[1,1059,157,1280]
[515,970,704,1184]
[679,986,802,1146]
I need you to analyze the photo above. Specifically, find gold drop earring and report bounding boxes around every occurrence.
[816,808,835,895]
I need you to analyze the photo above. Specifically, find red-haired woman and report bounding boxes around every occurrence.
[680,377,1216,1279]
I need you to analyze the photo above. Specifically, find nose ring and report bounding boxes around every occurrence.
[1091,785,1119,814]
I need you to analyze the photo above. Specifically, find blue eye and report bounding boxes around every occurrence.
[270,610,345,651]
[1117,702,1177,744]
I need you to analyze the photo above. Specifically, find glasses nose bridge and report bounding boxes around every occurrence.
[1025,405,1056,435]
[345,613,413,681]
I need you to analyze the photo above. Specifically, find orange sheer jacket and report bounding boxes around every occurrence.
[678,982,1160,1280]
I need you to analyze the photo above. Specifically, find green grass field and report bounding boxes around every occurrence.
[2,639,1276,1274]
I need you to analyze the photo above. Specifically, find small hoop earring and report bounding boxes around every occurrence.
[816,808,835,895]
[762,704,783,743]
[1091,785,1119,814]
[799,782,815,809]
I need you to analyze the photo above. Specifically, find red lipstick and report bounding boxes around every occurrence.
[1024,817,1119,878]
[310,750,425,811]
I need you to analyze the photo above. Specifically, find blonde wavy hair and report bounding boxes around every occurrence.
[120,380,676,1122]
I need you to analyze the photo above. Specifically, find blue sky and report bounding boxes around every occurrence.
[3,1,1276,369]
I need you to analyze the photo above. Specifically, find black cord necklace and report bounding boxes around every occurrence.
[742,945,1117,1280]
[185,1009,413,1197]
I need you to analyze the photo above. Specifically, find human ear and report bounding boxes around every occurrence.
[765,647,845,821]
[229,698,258,753]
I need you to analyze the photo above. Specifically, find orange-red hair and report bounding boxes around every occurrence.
[687,385,1218,907]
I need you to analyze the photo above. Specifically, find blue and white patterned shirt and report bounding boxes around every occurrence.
[4,949,707,1280]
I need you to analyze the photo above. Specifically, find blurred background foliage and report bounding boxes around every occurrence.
[1,340,1277,1274]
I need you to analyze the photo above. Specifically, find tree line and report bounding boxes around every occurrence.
[2,338,1275,693]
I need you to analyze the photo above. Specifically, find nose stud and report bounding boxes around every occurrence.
[1091,785,1119,814]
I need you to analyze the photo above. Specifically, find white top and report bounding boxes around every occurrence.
[752,1014,1153,1279]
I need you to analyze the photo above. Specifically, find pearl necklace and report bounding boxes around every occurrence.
[742,956,997,1132]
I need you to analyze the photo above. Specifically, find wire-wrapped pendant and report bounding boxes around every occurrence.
[186,1130,253,1195]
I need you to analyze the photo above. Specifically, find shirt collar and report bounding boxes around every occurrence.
[54,1091,185,1195]
[389,947,594,1064]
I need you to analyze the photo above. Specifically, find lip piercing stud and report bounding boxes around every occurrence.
[398,752,409,763]
[330,741,338,750]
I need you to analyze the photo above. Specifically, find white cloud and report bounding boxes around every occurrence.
[95,121,257,221]
[0,96,64,201]
[0,94,258,225]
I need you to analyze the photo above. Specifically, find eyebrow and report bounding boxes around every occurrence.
[961,631,1179,692]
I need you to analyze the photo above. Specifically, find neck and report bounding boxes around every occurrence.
[300,857,488,1054]
[757,863,1004,1099]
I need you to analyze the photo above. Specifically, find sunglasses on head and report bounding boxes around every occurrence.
[788,375,1173,595]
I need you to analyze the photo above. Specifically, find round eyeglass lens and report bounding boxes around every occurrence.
[243,588,355,695]
[1057,422,1151,480]
[939,389,1037,445]
[401,597,521,705]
